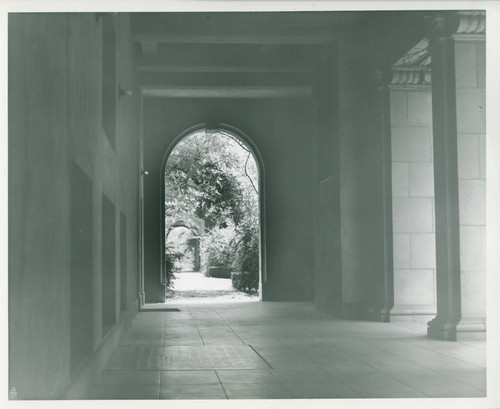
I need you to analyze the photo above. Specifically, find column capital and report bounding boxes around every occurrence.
[425,12,460,41]
[373,67,393,88]
[423,11,485,41]
[454,10,486,41]
[456,10,486,34]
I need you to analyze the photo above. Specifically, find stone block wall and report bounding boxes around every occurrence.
[454,36,486,333]
[390,88,437,321]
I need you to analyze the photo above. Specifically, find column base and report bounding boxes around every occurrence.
[390,304,437,323]
[380,306,392,323]
[144,284,166,303]
[139,291,146,307]
[341,303,385,321]
[427,316,486,341]
[427,317,458,341]
[341,302,370,320]
[314,296,342,316]
[456,316,486,341]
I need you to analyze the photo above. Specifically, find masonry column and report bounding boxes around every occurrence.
[453,11,486,340]
[375,67,395,322]
[312,48,343,315]
[427,13,462,341]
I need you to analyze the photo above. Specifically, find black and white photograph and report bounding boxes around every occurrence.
[3,1,500,408]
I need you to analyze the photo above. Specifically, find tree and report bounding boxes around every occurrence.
[164,130,259,291]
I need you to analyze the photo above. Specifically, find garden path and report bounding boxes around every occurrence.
[165,272,258,303]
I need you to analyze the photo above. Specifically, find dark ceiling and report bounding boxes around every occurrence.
[129,11,428,99]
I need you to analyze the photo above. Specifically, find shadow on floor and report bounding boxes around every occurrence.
[89,301,486,400]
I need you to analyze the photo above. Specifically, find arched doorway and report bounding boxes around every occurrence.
[160,125,265,302]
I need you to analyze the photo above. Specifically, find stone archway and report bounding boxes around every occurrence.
[159,124,266,301]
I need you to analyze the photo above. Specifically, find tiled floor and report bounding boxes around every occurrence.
[89,302,486,400]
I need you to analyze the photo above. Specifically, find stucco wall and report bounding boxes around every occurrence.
[142,98,315,302]
[8,13,141,399]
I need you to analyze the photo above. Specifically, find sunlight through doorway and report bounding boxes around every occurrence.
[163,128,262,303]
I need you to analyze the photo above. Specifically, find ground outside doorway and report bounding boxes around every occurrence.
[165,272,258,304]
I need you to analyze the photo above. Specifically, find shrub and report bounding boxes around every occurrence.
[207,266,231,278]
[200,226,235,275]
[164,243,184,289]
[231,220,259,292]
[231,271,259,293]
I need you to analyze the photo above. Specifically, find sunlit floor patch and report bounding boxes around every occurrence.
[165,272,258,304]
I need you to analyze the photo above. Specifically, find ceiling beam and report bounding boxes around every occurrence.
[132,31,336,45]
[141,86,312,99]
[130,12,363,35]
[135,44,322,73]
[137,71,313,87]
[136,66,313,73]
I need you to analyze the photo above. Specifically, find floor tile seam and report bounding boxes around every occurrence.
[191,315,206,346]
[104,368,164,372]
[162,311,167,348]
[214,309,248,345]
[331,371,430,399]
[215,370,229,399]
[255,376,301,398]
[247,344,274,370]
[157,369,162,399]
[390,323,428,335]
[400,337,486,369]
[337,338,413,363]
[457,341,486,350]
[404,340,486,368]
[271,369,360,396]
[362,337,465,367]
[323,345,433,398]
[359,338,486,392]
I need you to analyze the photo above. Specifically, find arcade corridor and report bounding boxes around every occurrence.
[89,302,486,399]
[7,9,493,404]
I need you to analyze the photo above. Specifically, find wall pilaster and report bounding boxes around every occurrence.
[426,13,462,340]
[453,10,486,340]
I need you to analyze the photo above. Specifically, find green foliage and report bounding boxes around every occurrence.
[165,130,260,291]
[165,130,257,230]
[201,226,235,269]
[164,243,184,288]
[231,217,259,292]
[231,271,259,293]
[235,221,259,276]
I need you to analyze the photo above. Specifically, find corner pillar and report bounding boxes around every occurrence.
[452,10,487,340]
[375,68,395,322]
[427,13,462,340]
